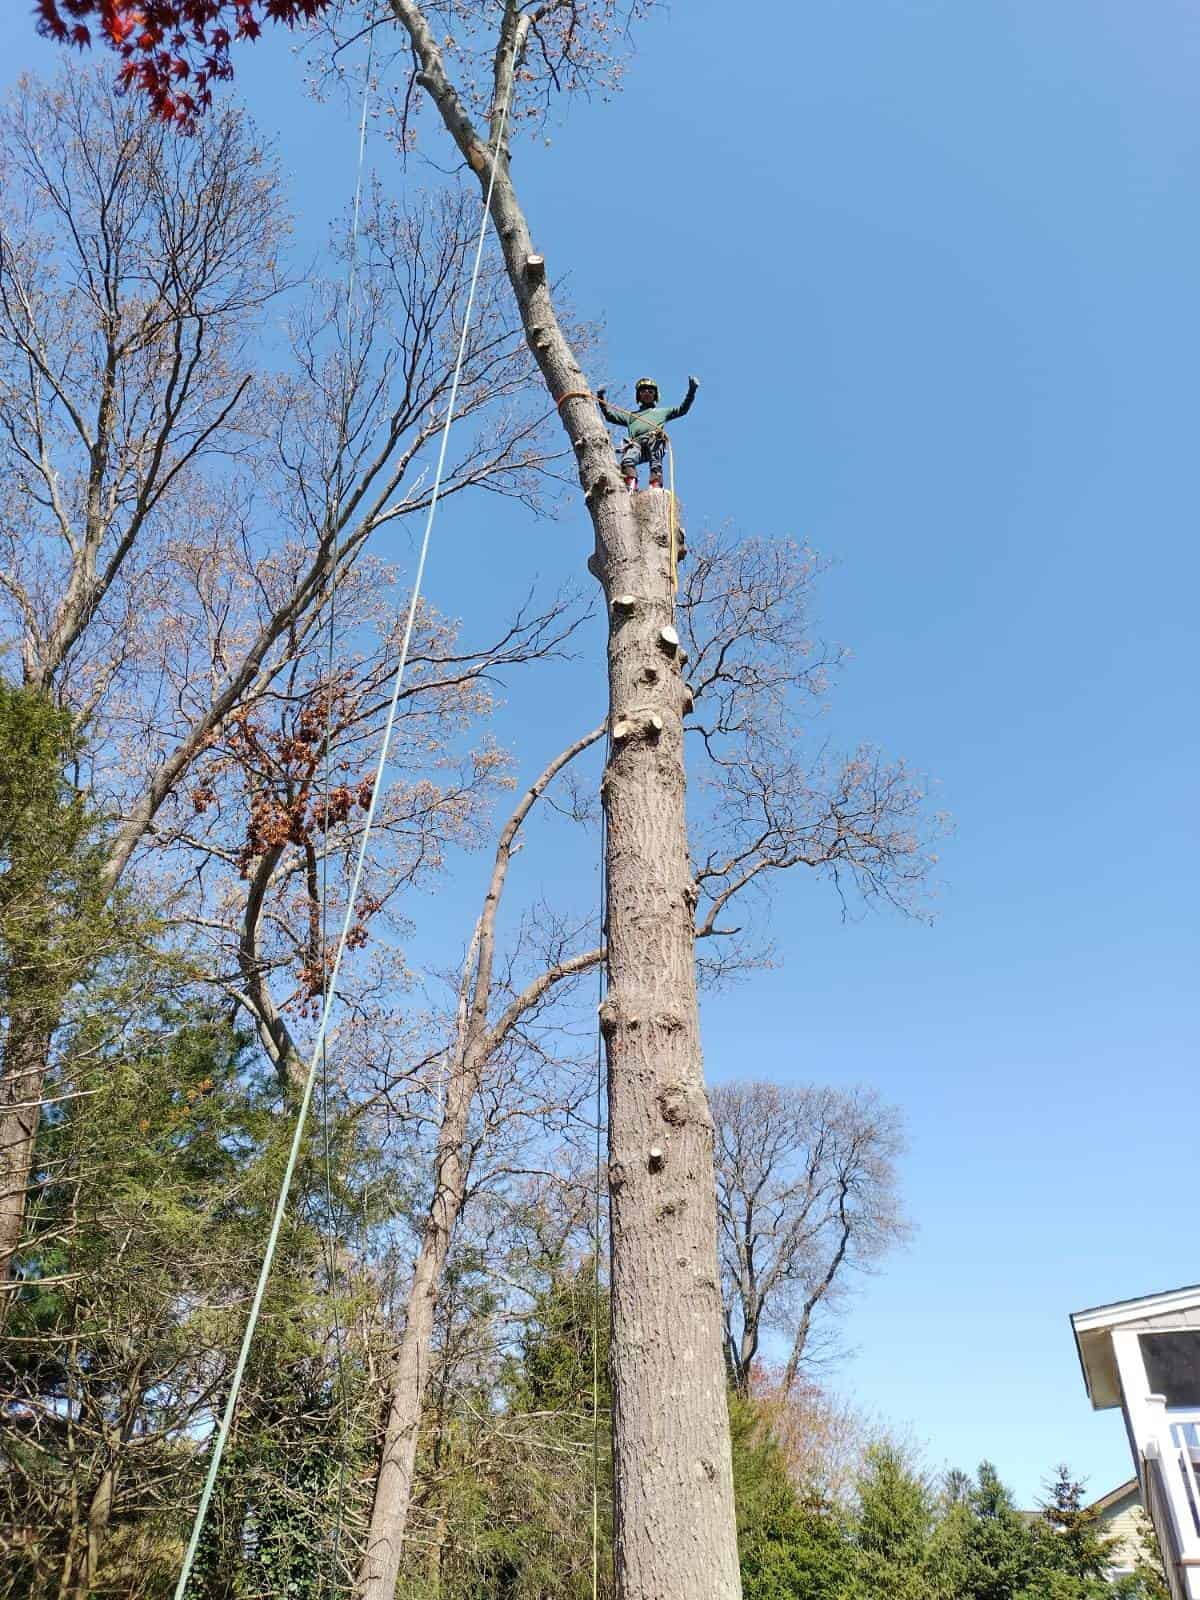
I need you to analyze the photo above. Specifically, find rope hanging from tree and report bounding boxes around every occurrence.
[318,13,377,1581]
[171,58,517,1600]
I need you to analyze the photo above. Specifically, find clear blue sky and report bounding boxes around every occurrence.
[7,0,1198,1507]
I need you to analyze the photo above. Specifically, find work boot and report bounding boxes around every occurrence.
[624,474,637,493]
[649,471,663,489]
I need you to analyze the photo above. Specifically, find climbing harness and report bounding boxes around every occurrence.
[171,55,515,1600]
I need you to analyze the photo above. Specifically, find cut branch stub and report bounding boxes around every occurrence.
[612,593,638,615]
[657,625,680,656]
[524,253,546,281]
[612,709,663,744]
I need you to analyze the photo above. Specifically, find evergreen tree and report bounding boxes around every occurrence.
[846,1441,944,1600]
[937,1462,1041,1600]
[406,1261,614,1600]
[730,1394,849,1600]
[403,1270,855,1600]
[1022,1467,1117,1600]
[0,684,113,1284]
[2,945,375,1599]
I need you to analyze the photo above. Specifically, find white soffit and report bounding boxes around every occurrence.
[1071,1285,1200,1410]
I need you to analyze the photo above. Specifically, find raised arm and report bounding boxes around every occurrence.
[596,387,632,428]
[667,375,700,422]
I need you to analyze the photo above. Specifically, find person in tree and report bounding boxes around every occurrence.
[597,374,699,491]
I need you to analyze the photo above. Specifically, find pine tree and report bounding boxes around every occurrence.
[847,1442,944,1600]
[937,1462,1041,1600]
[1023,1467,1118,1600]
[730,1394,849,1600]
[0,685,111,1285]
[2,943,375,1599]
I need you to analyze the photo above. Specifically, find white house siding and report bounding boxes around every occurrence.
[1096,1491,1149,1575]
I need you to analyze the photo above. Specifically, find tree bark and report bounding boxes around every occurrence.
[601,493,740,1600]
[0,1006,54,1289]
[356,1072,473,1600]
[383,8,742,1595]
[355,725,605,1600]
[71,1460,117,1600]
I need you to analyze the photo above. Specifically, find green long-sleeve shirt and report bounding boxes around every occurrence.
[598,380,698,438]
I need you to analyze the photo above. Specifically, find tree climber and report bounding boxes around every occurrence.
[597,374,699,491]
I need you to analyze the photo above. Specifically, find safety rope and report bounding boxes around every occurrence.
[318,15,376,1586]
[171,70,515,1600]
[666,439,680,595]
[591,732,610,1600]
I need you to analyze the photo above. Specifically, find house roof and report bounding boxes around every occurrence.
[1088,1478,1140,1517]
[1071,1284,1200,1409]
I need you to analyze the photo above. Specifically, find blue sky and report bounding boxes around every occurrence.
[8,0,1199,1506]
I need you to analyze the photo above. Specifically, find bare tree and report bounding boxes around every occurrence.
[35,16,944,1600]
[711,1080,910,1396]
[0,64,571,1285]
[752,1369,887,1506]
[166,578,584,1089]
[0,69,286,1283]
[354,719,604,1596]
[347,524,937,1591]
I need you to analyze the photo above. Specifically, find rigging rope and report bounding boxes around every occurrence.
[172,68,515,1600]
[319,15,377,1585]
[591,732,610,1600]
[666,439,680,596]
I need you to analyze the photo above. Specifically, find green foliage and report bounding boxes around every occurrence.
[0,683,106,1014]
[511,1256,610,1418]
[730,1394,849,1600]
[1021,1466,1119,1600]
[2,942,376,1600]
[407,1271,852,1600]
[933,1461,1041,1600]
[845,1442,944,1600]
[405,1261,614,1600]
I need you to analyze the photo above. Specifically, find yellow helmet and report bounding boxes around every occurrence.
[634,376,659,401]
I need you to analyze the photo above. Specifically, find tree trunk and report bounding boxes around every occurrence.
[356,1072,474,1600]
[0,1006,54,1289]
[383,11,743,1595]
[601,492,740,1600]
[71,1460,117,1600]
[355,722,604,1597]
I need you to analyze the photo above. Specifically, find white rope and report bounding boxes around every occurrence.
[319,13,377,1581]
[172,76,515,1600]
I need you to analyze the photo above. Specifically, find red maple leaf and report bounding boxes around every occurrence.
[34,1,333,128]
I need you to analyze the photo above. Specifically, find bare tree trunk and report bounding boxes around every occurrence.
[601,493,740,1600]
[0,1008,53,1288]
[71,1460,117,1600]
[356,725,605,1599]
[356,1078,473,1600]
[385,8,743,1595]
